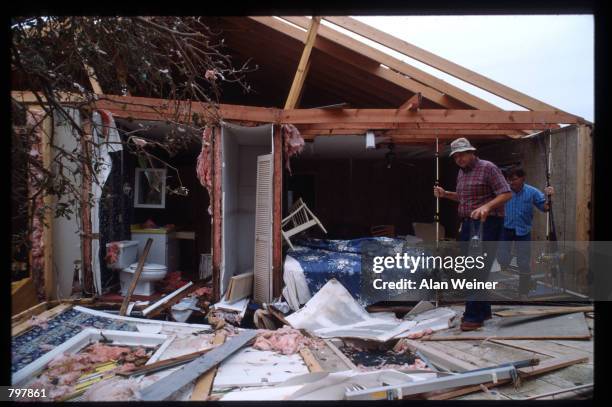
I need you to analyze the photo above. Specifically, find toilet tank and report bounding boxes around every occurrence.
[106,240,139,269]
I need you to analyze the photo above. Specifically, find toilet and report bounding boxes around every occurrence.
[120,262,168,296]
[107,240,168,296]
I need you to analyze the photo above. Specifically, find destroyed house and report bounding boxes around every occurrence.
[12,16,593,309]
[10,16,596,401]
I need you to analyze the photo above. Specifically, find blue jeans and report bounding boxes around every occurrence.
[459,217,503,323]
[498,228,532,294]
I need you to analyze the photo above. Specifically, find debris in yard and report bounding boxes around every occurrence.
[343,347,416,367]
[356,359,428,372]
[209,295,249,326]
[142,281,194,317]
[220,369,436,401]
[285,279,455,341]
[493,305,593,318]
[207,310,227,330]
[170,297,201,322]
[253,326,324,355]
[213,348,310,389]
[253,309,278,329]
[82,377,141,401]
[25,342,151,401]
[158,271,191,293]
[139,329,258,401]
[224,272,253,303]
[190,286,212,298]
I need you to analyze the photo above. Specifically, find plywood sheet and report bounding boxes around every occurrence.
[428,312,591,340]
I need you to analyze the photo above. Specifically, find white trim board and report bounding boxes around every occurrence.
[73,305,211,330]
[12,328,172,386]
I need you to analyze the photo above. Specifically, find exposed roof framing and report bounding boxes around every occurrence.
[279,108,582,125]
[246,17,462,109]
[14,92,583,135]
[323,16,567,112]
[219,17,413,108]
[278,16,501,110]
[284,17,320,109]
[400,92,422,111]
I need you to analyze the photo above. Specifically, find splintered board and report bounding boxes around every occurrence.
[428,312,591,341]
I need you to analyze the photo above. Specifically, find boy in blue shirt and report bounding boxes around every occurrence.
[498,167,554,297]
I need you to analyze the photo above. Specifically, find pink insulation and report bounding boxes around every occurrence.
[282,124,304,174]
[196,126,214,215]
[405,327,434,340]
[105,241,120,266]
[26,110,46,301]
[86,343,132,362]
[25,343,150,401]
[97,109,112,138]
[190,286,212,297]
[196,127,213,191]
[253,326,322,355]
[83,377,142,401]
[29,314,50,330]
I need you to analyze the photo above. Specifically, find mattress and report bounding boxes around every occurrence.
[282,237,430,308]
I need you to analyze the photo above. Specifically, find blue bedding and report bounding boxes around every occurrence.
[286,237,411,305]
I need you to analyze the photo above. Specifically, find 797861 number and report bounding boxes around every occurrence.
[8,388,46,399]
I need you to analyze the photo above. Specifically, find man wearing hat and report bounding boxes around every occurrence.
[434,138,512,331]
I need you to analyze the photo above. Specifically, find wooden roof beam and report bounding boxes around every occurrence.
[285,17,320,109]
[300,134,510,142]
[299,128,522,136]
[281,108,585,125]
[14,92,581,129]
[400,92,422,111]
[324,16,573,114]
[247,17,459,108]
[295,122,559,131]
[281,16,500,110]
[83,62,103,95]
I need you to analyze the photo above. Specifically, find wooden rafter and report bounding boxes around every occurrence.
[285,17,320,109]
[400,92,421,111]
[221,22,406,108]
[247,17,458,108]
[280,16,500,110]
[324,16,567,113]
[83,62,104,95]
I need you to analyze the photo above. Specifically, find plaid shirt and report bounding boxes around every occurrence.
[456,158,510,218]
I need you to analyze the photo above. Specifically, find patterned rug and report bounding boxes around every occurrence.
[12,307,137,373]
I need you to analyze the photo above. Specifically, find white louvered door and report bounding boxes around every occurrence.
[253,153,273,303]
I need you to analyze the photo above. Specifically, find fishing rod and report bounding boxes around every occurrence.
[434,136,440,307]
[435,136,440,245]
[539,129,563,291]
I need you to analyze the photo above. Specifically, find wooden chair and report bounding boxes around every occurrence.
[370,225,396,238]
[281,198,327,250]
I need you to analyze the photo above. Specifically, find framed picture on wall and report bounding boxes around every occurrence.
[134,168,167,208]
